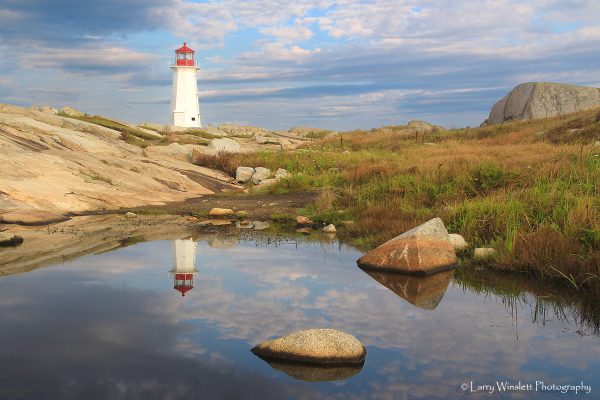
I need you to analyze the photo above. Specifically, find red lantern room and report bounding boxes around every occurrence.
[175,42,195,66]
[174,273,195,296]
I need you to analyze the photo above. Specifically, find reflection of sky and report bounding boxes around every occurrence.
[0,238,598,399]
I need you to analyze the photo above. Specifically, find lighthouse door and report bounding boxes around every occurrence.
[173,112,185,127]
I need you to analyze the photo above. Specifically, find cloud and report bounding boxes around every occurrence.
[260,20,315,43]
[21,46,156,75]
[0,0,167,45]
[1,0,600,128]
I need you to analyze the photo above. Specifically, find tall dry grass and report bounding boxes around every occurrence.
[193,108,600,289]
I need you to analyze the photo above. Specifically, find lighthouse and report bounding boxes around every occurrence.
[170,42,201,128]
[169,238,198,297]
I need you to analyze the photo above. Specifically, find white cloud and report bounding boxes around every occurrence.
[21,46,155,72]
[260,20,315,43]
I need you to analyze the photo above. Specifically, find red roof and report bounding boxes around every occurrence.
[175,285,193,296]
[174,273,194,296]
[175,42,195,53]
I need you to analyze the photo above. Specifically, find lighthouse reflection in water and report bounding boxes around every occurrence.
[170,238,197,297]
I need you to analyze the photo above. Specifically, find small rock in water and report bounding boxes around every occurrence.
[448,233,468,252]
[125,212,137,219]
[208,208,234,217]
[474,247,497,260]
[296,227,312,235]
[186,216,199,222]
[0,232,24,247]
[236,221,254,229]
[357,217,457,274]
[253,221,270,230]
[322,224,336,233]
[236,210,249,218]
[251,329,366,365]
[296,216,313,226]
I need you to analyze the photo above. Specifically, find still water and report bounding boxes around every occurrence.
[0,233,598,399]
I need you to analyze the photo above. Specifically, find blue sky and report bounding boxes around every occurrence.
[1,0,599,130]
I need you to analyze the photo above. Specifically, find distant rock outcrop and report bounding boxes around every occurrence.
[217,124,269,137]
[487,82,600,125]
[406,120,444,134]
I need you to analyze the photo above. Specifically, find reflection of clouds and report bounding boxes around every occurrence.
[171,241,600,398]
[2,238,599,399]
[0,273,319,400]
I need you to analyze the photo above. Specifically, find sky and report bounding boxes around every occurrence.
[0,0,599,130]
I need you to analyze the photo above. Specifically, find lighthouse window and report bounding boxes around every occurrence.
[186,53,192,60]
[191,117,196,121]
[178,53,184,59]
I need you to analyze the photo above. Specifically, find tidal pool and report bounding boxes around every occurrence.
[0,231,598,399]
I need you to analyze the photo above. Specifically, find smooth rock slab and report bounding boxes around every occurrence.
[0,211,70,226]
[357,217,457,275]
[252,329,366,365]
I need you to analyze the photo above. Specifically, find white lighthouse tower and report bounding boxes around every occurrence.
[170,42,201,128]
[169,238,198,297]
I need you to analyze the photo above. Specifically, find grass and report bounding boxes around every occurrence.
[58,113,156,146]
[184,128,222,140]
[192,107,600,291]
